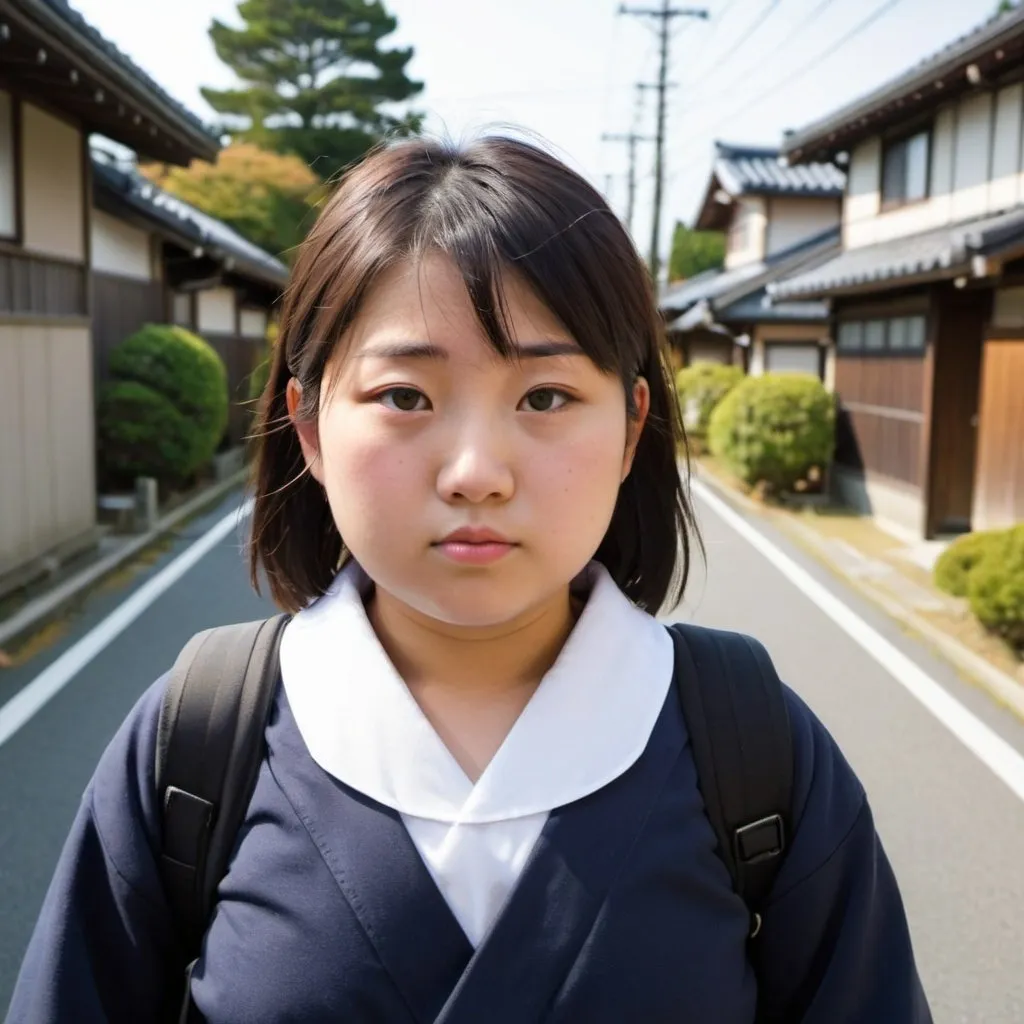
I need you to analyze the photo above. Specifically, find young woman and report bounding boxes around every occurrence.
[9,135,931,1023]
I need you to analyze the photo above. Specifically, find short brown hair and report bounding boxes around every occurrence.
[249,135,698,614]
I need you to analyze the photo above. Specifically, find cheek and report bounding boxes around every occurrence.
[316,410,422,530]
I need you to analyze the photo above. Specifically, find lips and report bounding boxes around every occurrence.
[433,527,517,565]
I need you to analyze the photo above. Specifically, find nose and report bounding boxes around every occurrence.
[436,422,515,505]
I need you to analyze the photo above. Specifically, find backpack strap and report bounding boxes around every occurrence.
[667,622,793,937]
[155,614,288,1020]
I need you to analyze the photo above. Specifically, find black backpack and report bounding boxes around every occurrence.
[156,617,792,1022]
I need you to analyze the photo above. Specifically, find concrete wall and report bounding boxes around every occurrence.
[845,82,1024,249]
[21,103,84,262]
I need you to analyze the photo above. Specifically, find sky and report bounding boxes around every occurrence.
[72,0,1002,262]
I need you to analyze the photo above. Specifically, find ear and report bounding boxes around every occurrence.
[286,378,325,485]
[622,376,650,482]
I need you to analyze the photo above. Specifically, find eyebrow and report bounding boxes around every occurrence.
[355,340,583,360]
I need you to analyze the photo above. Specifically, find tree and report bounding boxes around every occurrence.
[996,0,1019,12]
[142,143,323,261]
[201,0,424,176]
[668,222,726,282]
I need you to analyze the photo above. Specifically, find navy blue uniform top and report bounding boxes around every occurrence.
[7,674,931,1022]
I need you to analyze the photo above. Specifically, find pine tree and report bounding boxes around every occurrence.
[202,0,424,175]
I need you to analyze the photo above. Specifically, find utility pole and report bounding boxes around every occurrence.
[601,129,653,235]
[619,1,708,282]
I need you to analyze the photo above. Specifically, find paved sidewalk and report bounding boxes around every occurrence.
[692,458,1024,722]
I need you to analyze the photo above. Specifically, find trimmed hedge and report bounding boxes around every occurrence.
[98,324,228,487]
[675,364,744,441]
[967,524,1024,649]
[934,529,1009,597]
[707,373,835,493]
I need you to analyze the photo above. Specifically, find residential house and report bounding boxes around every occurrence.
[660,142,844,379]
[772,6,1024,540]
[0,0,221,588]
[91,151,289,449]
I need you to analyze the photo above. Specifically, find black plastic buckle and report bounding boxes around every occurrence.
[734,814,785,866]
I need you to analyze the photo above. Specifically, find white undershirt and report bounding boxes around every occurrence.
[280,560,673,948]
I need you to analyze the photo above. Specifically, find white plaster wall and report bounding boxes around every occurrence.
[197,287,236,334]
[844,84,1024,250]
[91,209,153,280]
[725,197,767,269]
[21,103,84,261]
[765,198,841,255]
[240,308,268,339]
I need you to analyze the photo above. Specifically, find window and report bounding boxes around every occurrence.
[0,91,16,239]
[837,321,863,352]
[864,320,887,351]
[835,316,927,355]
[881,129,930,208]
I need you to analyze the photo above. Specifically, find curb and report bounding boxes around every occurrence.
[0,470,249,651]
[691,464,1024,724]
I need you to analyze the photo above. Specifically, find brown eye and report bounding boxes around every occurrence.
[521,388,570,413]
[380,387,428,412]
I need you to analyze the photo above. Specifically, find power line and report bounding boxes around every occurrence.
[668,0,912,183]
[683,0,785,91]
[686,0,842,103]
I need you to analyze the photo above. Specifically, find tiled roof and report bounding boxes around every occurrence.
[660,226,840,325]
[769,207,1024,301]
[784,7,1024,162]
[8,0,220,160]
[93,156,289,289]
[712,142,845,198]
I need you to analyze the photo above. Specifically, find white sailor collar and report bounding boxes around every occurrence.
[280,560,674,825]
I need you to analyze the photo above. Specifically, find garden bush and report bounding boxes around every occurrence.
[933,528,1009,597]
[707,372,835,493]
[967,523,1024,650]
[675,363,744,442]
[98,324,228,487]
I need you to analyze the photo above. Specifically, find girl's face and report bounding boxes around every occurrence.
[290,253,649,629]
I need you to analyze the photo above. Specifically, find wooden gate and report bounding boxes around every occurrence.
[973,336,1024,529]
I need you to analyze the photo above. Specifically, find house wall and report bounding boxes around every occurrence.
[91,209,153,281]
[197,286,237,334]
[21,103,84,261]
[725,197,767,269]
[0,324,95,578]
[749,322,830,381]
[240,307,268,339]
[845,81,1024,249]
[0,94,96,584]
[765,198,841,256]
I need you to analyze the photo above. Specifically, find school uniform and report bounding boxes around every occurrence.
[8,562,931,1023]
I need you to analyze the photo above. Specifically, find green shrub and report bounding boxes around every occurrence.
[98,324,228,486]
[97,381,205,484]
[934,529,1010,597]
[967,524,1024,649]
[675,364,744,441]
[707,372,835,493]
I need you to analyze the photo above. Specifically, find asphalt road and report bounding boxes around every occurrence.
[1,485,1023,1021]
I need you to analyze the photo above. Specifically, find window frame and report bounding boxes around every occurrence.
[880,125,932,212]
[834,315,928,358]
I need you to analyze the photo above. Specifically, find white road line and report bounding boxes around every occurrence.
[0,502,252,749]
[693,479,1024,806]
